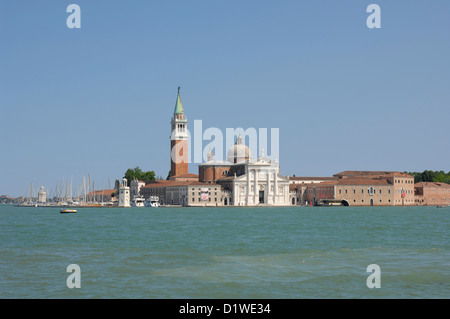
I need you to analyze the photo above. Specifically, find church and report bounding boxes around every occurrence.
[198,135,291,206]
[139,87,292,206]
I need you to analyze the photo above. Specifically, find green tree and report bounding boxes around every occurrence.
[141,170,156,180]
[406,170,450,183]
[123,166,156,182]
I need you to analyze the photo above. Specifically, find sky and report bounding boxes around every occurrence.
[1,0,449,198]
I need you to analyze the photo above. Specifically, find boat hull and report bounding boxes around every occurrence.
[60,209,77,213]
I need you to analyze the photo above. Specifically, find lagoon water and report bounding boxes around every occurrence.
[0,205,449,299]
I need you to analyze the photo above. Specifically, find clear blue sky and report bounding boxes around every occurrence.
[1,0,449,197]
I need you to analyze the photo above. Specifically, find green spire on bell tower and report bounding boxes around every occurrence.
[174,86,184,114]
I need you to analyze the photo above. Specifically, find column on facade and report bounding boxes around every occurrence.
[267,169,271,204]
[253,169,258,205]
[246,167,250,206]
[274,170,278,204]
[232,181,236,206]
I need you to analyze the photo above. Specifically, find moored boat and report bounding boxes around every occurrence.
[144,196,160,207]
[131,196,145,207]
[60,209,77,213]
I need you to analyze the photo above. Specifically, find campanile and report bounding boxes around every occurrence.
[170,87,189,177]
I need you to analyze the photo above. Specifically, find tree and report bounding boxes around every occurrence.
[141,170,156,181]
[406,170,450,184]
[166,170,171,180]
[123,166,156,182]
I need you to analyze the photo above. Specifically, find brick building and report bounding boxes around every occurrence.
[139,180,226,206]
[289,171,416,206]
[414,182,450,206]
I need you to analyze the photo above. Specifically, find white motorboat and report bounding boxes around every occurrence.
[144,196,160,207]
[131,196,145,207]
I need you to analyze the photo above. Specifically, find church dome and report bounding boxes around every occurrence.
[227,134,251,163]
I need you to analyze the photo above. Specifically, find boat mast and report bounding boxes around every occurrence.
[65,180,68,204]
[69,177,73,203]
[83,176,86,203]
[27,182,32,204]
[88,174,91,203]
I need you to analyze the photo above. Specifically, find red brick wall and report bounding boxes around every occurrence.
[171,139,188,177]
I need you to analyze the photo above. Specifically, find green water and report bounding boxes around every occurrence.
[0,205,448,298]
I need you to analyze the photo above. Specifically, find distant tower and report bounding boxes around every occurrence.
[170,87,189,178]
[118,178,130,207]
[38,186,46,203]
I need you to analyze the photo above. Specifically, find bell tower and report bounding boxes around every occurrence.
[170,87,189,178]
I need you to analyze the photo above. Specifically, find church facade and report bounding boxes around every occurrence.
[199,136,291,206]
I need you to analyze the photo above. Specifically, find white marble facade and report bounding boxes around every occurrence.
[232,155,290,206]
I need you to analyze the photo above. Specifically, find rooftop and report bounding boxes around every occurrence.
[142,180,220,188]
[334,171,413,178]
[414,182,450,188]
[290,176,338,181]
[86,189,116,196]
[170,173,199,178]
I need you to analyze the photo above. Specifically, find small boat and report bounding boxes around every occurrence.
[436,205,448,208]
[60,209,77,213]
[144,196,160,207]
